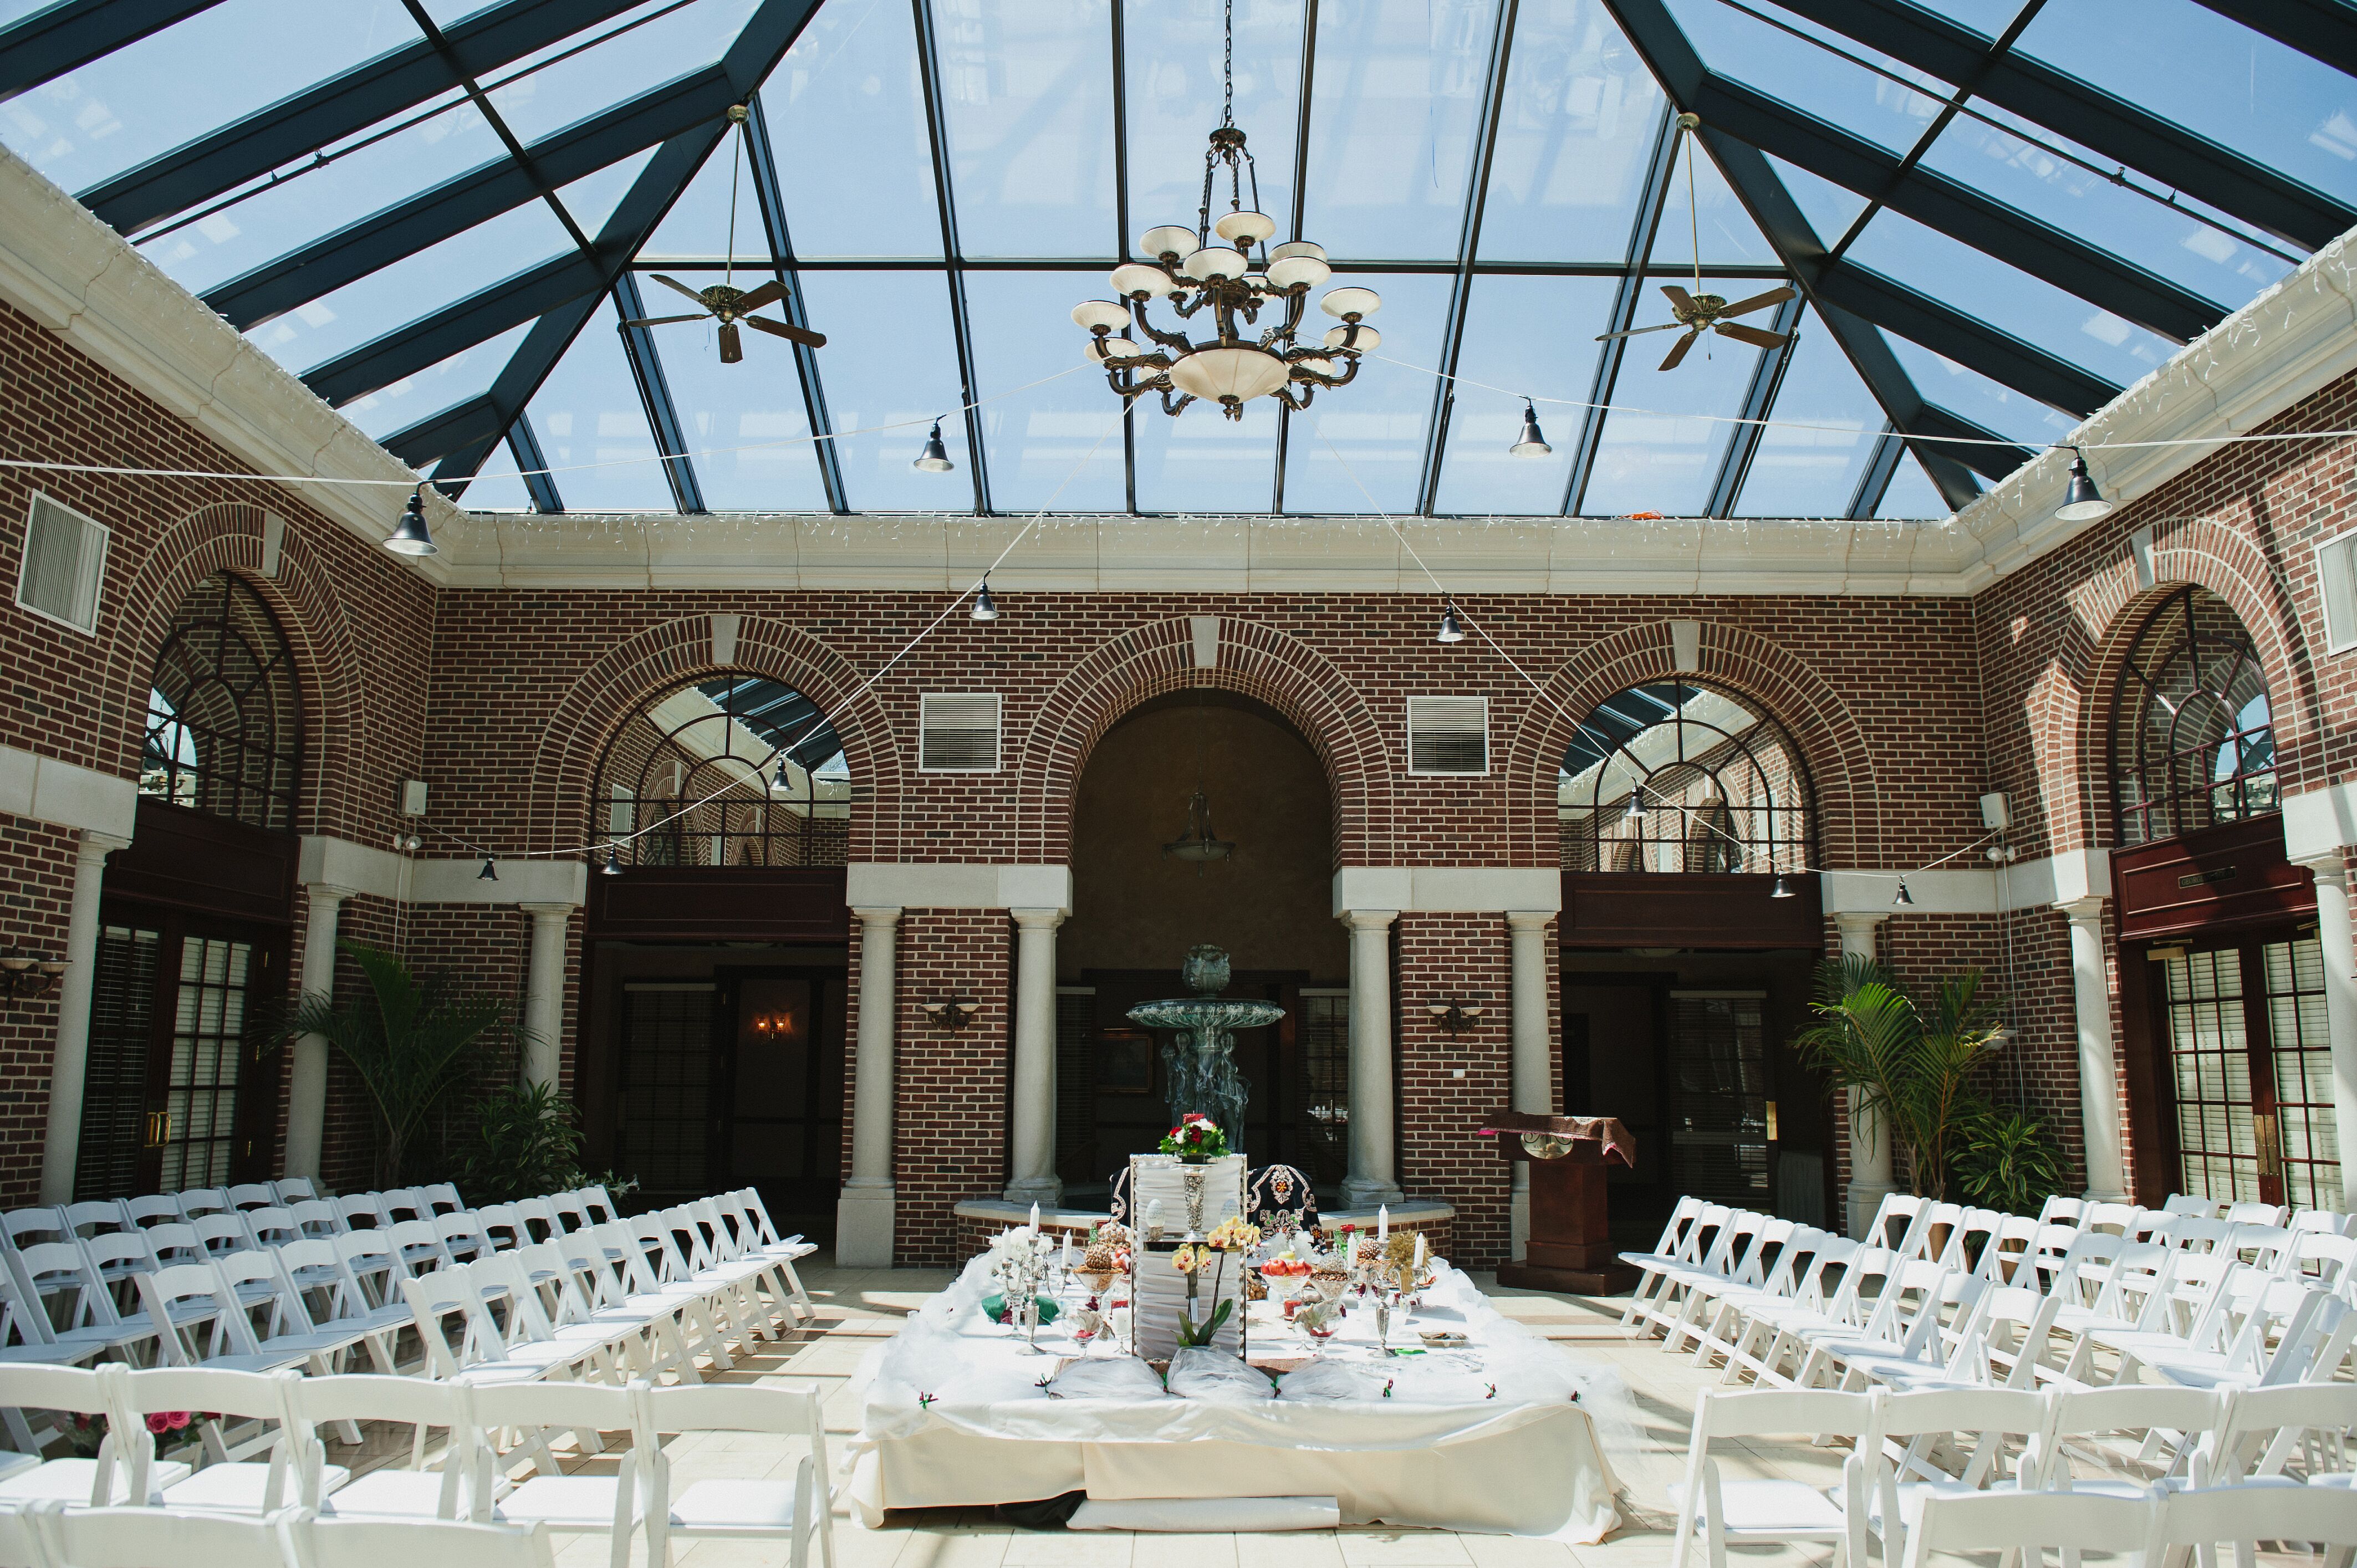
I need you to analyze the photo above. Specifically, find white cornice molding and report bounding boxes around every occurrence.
[0,146,459,580]
[0,743,136,838]
[844,862,1073,915]
[1333,866,1564,916]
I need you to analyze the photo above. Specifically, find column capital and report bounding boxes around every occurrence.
[518,901,574,921]
[1832,911,1888,937]
[76,828,131,859]
[2054,895,2108,925]
[1339,908,1400,932]
[303,881,360,906]
[1009,906,1066,929]
[2295,852,2349,889]
[851,905,904,927]
[1504,909,1554,933]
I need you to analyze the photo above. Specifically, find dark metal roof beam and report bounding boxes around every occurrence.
[1910,402,2034,483]
[742,93,848,513]
[611,272,706,512]
[1771,0,2356,252]
[203,60,758,330]
[910,0,991,515]
[0,0,222,101]
[77,0,646,234]
[2193,0,2357,76]
[508,412,563,513]
[1845,423,1906,518]
[1814,262,2118,417]
[1110,0,1137,513]
[1696,73,2222,343]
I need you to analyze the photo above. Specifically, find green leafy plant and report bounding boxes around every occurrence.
[1954,1106,2070,1217]
[460,1080,586,1203]
[1792,955,2004,1202]
[290,941,519,1187]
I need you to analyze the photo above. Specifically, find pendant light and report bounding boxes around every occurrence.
[2054,449,2113,522]
[971,579,1000,621]
[384,487,437,556]
[1436,597,1466,643]
[1509,402,1552,458]
[774,755,793,790]
[1769,872,1794,899]
[1162,690,1235,873]
[914,421,956,472]
[477,855,498,882]
[1624,790,1646,824]
[601,845,624,876]
[1892,878,1914,907]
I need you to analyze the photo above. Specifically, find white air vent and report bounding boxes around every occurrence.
[1407,695,1488,775]
[2320,527,2357,655]
[15,494,108,635]
[920,693,1002,771]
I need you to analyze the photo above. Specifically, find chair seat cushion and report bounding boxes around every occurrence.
[0,1458,192,1503]
[1667,1479,1848,1534]
[496,1475,629,1528]
[665,1478,800,1530]
[320,1470,461,1518]
[162,1460,349,1509]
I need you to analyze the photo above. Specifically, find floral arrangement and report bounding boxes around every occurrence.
[1159,1112,1229,1159]
[1170,1215,1260,1347]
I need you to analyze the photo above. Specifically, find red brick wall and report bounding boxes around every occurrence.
[1395,913,1513,1266]
[0,815,80,1200]
[890,910,1013,1265]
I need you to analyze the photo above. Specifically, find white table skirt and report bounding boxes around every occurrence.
[848,1249,1633,1539]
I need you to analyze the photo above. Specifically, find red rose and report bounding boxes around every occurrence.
[166,1412,190,1431]
[145,1414,170,1435]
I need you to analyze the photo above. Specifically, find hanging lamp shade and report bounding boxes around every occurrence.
[1163,789,1235,864]
[1511,402,1552,458]
[601,845,624,876]
[477,855,498,882]
[1769,872,1794,899]
[1624,792,1646,823]
[1167,346,1291,404]
[971,579,1000,621]
[1892,879,1915,906]
[2055,451,2113,522]
[914,421,956,472]
[384,488,437,556]
[1436,598,1466,643]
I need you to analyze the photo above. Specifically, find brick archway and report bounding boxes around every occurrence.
[1013,615,1391,868]
[1502,619,1881,871]
[525,615,900,861]
[101,502,369,838]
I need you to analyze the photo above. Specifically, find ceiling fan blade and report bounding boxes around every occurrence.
[1718,285,1797,319]
[718,321,743,364]
[1713,322,1790,349]
[744,314,828,349]
[1593,320,1686,342]
[734,279,788,313]
[618,313,707,329]
[1660,284,1697,314]
[651,273,707,306]
[1659,329,1700,371]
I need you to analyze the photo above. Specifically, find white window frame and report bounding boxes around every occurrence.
[2315,523,2357,655]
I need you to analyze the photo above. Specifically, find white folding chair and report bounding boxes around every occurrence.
[375,1191,428,1226]
[635,1381,835,1568]
[17,1499,285,1568]
[174,1191,231,1223]
[2222,1201,2286,1228]
[285,1511,558,1568]
[385,1219,453,1276]
[284,1202,345,1243]
[222,1186,278,1213]
[434,1212,491,1263]
[279,1373,470,1520]
[1,1211,64,1252]
[135,1262,283,1375]
[2147,1483,2357,1568]
[1669,1386,1878,1568]
[572,1188,619,1228]
[1863,1382,2050,1563]
[334,1196,382,1232]
[2040,1384,2230,1497]
[2164,1194,2223,1218]
[118,1198,182,1232]
[397,1266,547,1387]
[0,1364,188,1504]
[468,1206,523,1254]
[2208,1381,2356,1490]
[1896,1489,2151,1568]
[59,1203,131,1241]
[418,1184,465,1217]
[464,1378,642,1568]
[1620,1197,1712,1334]
[271,1179,320,1206]
[3,1243,159,1362]
[271,1240,402,1375]
[112,1364,333,1513]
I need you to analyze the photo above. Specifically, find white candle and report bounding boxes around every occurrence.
[1377,1206,1389,1245]
[1030,1202,1040,1235]
[1414,1233,1427,1270]
[1060,1233,1073,1271]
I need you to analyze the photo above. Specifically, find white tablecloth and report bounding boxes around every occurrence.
[848,1251,1636,1539]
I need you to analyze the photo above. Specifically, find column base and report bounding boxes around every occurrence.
[1509,1184,1530,1264]
[1846,1181,1899,1242]
[1002,1175,1064,1205]
[2083,1188,2130,1204]
[835,1183,897,1269]
[1341,1177,1404,1209]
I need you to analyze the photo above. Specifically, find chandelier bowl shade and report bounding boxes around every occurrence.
[1086,336,1146,362]
[1319,287,1382,319]
[1266,255,1330,290]
[1166,346,1293,403]
[1268,241,1327,263]
[1111,263,1178,297]
[1179,247,1248,281]
[1323,324,1379,351]
[1215,209,1278,243]
[1072,299,1132,331]
[1141,225,1200,259]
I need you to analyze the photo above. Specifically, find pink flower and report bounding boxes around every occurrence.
[166,1412,190,1431]
[145,1413,170,1435]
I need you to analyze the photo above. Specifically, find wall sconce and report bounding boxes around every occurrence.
[920,998,982,1031]
[0,949,65,1000]
[1427,1000,1487,1035]
[748,1011,798,1041]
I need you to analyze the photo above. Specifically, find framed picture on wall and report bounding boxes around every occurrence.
[1097,1029,1155,1095]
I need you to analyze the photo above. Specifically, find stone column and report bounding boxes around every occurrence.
[2058,897,2129,1202]
[838,906,901,1267]
[1342,908,1403,1209]
[1834,911,1895,1239]
[2295,857,2357,1213]
[39,829,130,1205]
[283,882,354,1182]
[1004,907,1065,1204]
[1506,910,1554,1258]
[518,903,573,1091]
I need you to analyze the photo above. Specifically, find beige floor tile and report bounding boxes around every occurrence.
[1131,1531,1237,1568]
[1235,1530,1345,1568]
[1003,1530,1134,1566]
[1460,1536,1581,1568]
[1335,1531,1473,1566]
[894,1527,1017,1568]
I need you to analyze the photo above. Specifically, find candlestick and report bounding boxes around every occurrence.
[1030,1201,1040,1235]
[1377,1206,1389,1245]
[1414,1233,1427,1270]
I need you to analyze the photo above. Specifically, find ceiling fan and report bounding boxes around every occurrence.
[1595,111,1795,371]
[618,104,827,364]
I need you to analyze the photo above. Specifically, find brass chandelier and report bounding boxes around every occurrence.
[1072,0,1380,422]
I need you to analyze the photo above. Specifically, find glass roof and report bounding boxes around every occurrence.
[4,0,2350,523]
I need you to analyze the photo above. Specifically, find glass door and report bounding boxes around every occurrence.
[715,969,843,1238]
[616,982,718,1202]
[1666,989,1773,1206]
[2160,935,2342,1209]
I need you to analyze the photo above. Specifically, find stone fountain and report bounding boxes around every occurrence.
[1126,945,1284,1152]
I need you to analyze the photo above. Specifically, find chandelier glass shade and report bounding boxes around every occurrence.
[1074,2,1378,421]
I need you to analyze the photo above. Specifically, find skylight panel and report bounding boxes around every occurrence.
[559,147,661,239]
[1431,273,1618,515]
[1902,1,2032,36]
[1843,209,2175,392]
[1763,154,1867,248]
[1124,0,1303,257]
[1578,274,1767,517]
[933,0,1120,260]
[1733,309,1882,518]
[131,96,501,299]
[484,0,756,145]
[458,436,539,513]
[1648,140,1778,267]
[2013,1,2357,207]
[1917,111,2286,313]
[1475,0,1666,263]
[0,0,422,196]
[523,298,677,511]
[962,271,1127,513]
[341,321,531,443]
[642,135,771,260]
[1659,0,1945,157]
[1878,330,2076,450]
[1875,453,1950,520]
[1132,394,1279,514]
[762,0,944,259]
[1278,272,1455,513]
[789,270,967,512]
[254,201,570,381]
[656,316,831,511]
[1298,0,1502,262]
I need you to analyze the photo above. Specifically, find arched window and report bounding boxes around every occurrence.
[1559,680,1811,875]
[2112,585,2277,847]
[592,676,850,867]
[140,572,302,830]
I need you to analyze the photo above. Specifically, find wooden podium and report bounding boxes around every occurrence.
[1481,1111,1640,1295]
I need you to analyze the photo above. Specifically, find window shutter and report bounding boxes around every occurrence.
[1407,695,1488,775]
[16,494,109,635]
[2320,529,2357,654]
[920,693,1001,771]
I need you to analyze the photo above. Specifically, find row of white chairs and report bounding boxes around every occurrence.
[1675,1381,2357,1568]
[0,1502,557,1568]
[0,1362,831,1568]
[0,1184,460,1250]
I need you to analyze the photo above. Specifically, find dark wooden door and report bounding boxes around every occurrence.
[615,982,720,1205]
[713,968,843,1236]
[1665,989,1776,1208]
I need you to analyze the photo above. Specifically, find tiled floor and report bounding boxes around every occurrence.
[413,1258,2202,1568]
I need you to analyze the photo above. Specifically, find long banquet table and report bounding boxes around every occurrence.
[848,1248,1631,1538]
